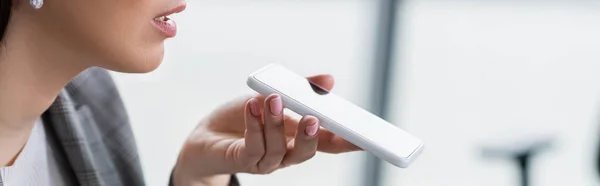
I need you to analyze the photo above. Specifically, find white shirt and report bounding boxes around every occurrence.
[0,119,74,186]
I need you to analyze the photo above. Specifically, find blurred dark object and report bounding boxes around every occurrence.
[481,134,554,186]
[596,131,600,179]
[363,0,400,186]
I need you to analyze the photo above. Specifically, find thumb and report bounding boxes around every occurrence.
[254,74,335,101]
[307,74,334,91]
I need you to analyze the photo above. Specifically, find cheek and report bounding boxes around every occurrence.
[45,0,167,73]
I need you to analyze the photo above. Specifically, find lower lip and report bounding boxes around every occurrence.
[153,19,177,38]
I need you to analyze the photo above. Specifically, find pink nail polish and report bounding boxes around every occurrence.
[249,99,260,116]
[269,96,282,116]
[305,120,319,136]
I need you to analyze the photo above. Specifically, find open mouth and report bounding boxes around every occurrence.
[152,15,177,38]
[152,4,186,38]
[154,15,174,25]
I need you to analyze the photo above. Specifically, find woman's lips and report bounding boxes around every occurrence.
[153,16,177,38]
[153,3,186,38]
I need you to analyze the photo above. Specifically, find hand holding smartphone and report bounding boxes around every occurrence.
[246,64,424,168]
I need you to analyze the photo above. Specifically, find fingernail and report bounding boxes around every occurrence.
[305,120,319,136]
[249,99,260,116]
[269,95,282,116]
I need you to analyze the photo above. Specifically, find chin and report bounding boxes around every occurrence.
[126,59,164,73]
[104,45,166,74]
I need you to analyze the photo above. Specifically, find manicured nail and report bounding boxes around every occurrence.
[249,99,260,116]
[305,120,319,136]
[269,95,282,116]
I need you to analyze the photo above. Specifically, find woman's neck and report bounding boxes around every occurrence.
[0,12,89,166]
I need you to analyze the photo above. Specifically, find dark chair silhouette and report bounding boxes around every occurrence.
[481,135,554,186]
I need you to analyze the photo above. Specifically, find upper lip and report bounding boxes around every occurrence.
[157,2,187,18]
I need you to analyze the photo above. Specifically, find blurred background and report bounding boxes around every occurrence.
[109,0,600,186]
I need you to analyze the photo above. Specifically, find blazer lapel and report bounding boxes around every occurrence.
[42,68,145,186]
[43,90,107,186]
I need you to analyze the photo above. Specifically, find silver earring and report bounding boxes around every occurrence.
[30,0,43,9]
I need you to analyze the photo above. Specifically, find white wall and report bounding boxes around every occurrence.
[383,1,600,186]
[111,1,378,186]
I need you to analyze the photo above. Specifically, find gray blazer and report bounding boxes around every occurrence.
[3,68,239,186]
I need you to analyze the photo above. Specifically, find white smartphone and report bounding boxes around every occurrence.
[246,63,424,168]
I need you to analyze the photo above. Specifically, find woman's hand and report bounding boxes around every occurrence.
[172,75,362,186]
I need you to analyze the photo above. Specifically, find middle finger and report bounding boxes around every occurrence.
[258,94,287,172]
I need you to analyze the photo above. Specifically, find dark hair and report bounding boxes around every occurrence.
[0,0,12,41]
